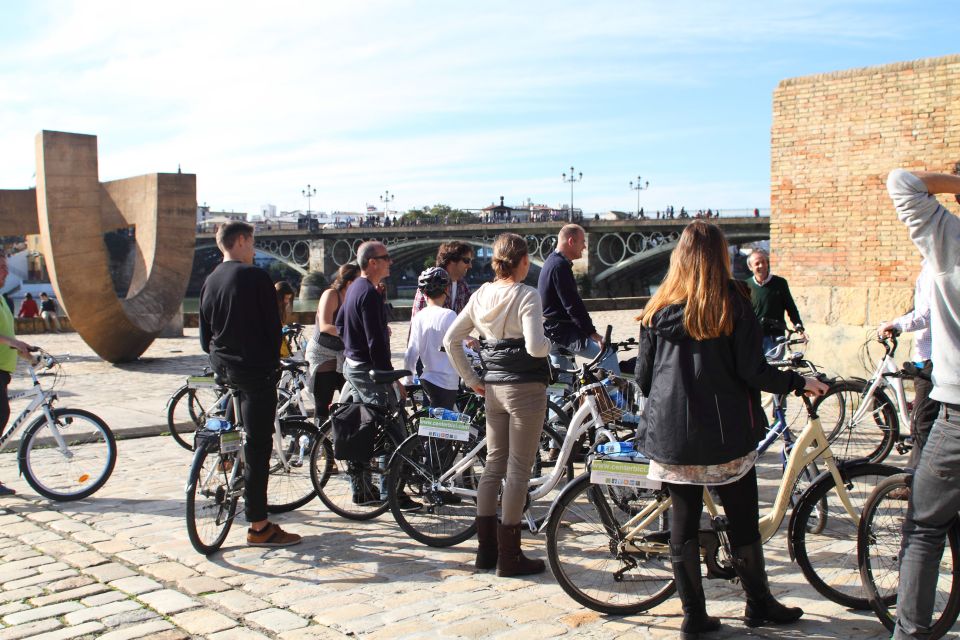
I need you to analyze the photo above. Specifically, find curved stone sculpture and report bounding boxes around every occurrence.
[0,131,196,362]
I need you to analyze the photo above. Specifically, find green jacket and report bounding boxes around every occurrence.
[743,275,802,336]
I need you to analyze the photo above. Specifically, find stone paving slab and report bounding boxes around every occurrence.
[0,310,926,638]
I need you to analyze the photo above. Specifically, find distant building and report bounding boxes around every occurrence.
[196,206,249,233]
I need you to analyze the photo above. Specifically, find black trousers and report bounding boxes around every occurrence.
[666,466,761,549]
[217,365,278,524]
[908,360,940,470]
[0,371,10,432]
[313,370,345,424]
[421,379,458,411]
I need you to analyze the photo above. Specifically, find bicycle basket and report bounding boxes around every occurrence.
[582,375,644,424]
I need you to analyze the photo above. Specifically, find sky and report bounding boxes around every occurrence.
[0,1,958,217]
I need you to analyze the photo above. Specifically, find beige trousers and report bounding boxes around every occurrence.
[477,382,547,525]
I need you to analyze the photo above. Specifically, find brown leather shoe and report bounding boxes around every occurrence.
[247,522,301,547]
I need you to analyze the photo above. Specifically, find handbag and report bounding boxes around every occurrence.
[314,331,345,352]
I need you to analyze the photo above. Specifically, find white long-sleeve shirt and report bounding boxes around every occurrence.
[891,261,933,361]
[403,305,459,390]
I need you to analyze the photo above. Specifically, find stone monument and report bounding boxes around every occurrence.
[0,130,196,363]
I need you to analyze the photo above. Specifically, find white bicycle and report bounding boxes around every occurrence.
[0,349,116,500]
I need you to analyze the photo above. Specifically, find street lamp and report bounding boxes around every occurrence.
[301,184,317,215]
[561,166,582,222]
[629,176,650,218]
[380,190,395,216]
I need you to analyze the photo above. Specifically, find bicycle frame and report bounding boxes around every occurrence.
[857,349,911,435]
[619,400,861,555]
[0,364,63,455]
[432,381,616,506]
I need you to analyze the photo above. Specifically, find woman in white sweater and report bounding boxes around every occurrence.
[444,233,551,578]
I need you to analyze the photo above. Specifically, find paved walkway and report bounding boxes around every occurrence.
[0,316,901,639]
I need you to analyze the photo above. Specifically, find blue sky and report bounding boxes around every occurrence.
[0,1,957,217]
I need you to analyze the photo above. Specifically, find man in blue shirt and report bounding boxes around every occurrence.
[538,224,619,379]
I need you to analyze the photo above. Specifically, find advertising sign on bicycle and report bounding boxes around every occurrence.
[219,430,242,454]
[187,375,219,389]
[417,417,477,442]
[590,458,661,489]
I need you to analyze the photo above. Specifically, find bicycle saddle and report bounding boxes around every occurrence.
[369,369,412,384]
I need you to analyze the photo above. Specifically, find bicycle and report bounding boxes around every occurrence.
[308,369,421,521]
[384,330,635,548]
[814,331,912,464]
[167,358,311,451]
[857,472,960,639]
[185,381,319,554]
[544,390,899,615]
[0,349,116,501]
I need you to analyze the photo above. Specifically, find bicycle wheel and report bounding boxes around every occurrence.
[185,443,240,555]
[266,419,319,513]
[815,380,898,464]
[167,385,225,450]
[18,408,117,501]
[790,462,900,609]
[858,473,960,637]
[792,461,827,535]
[387,431,485,547]
[545,473,675,615]
[310,421,390,520]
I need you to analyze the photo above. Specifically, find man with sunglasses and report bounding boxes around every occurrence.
[411,241,474,317]
[336,241,418,509]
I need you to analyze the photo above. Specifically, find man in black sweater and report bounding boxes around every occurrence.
[199,221,300,547]
[743,249,805,357]
[538,224,620,379]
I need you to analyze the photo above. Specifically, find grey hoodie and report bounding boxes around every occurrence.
[887,169,960,404]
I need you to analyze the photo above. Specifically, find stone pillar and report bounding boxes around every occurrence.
[308,238,335,275]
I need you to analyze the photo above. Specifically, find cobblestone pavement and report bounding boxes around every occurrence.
[0,313,905,639]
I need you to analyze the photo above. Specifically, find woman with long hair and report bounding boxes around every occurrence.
[444,233,551,577]
[636,221,827,638]
[306,263,360,424]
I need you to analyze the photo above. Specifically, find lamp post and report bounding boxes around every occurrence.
[561,166,582,222]
[301,184,317,215]
[629,176,650,218]
[380,190,394,217]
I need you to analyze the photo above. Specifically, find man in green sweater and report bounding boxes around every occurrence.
[744,249,805,357]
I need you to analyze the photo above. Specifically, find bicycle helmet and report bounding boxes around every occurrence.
[417,267,450,298]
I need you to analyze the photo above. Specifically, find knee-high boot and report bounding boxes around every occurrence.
[475,516,498,570]
[670,541,721,639]
[496,523,545,577]
[732,540,803,627]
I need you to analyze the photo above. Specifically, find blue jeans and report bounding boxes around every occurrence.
[895,405,960,639]
[549,337,621,385]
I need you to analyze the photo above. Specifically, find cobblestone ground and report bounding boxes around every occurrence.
[0,313,903,638]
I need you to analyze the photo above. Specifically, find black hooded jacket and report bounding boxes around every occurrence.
[634,284,805,466]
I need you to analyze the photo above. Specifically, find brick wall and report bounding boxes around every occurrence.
[771,54,960,367]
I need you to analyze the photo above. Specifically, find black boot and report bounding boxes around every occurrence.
[475,515,498,570]
[496,523,545,577]
[670,541,721,639]
[732,541,803,627]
